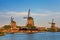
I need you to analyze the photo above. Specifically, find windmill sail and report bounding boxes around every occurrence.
[28,9,30,18]
[52,18,54,23]
[11,16,14,22]
[24,9,30,19]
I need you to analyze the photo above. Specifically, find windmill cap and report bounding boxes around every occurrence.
[28,17,33,20]
[11,21,16,23]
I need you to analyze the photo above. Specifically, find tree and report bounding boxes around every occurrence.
[2,25,11,30]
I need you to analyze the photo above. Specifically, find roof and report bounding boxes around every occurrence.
[11,21,16,23]
[28,17,33,20]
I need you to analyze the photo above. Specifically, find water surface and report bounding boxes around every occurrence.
[0,32,60,40]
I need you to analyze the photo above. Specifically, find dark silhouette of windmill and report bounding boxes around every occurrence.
[49,19,55,28]
[24,9,34,28]
[10,16,16,29]
[49,18,57,32]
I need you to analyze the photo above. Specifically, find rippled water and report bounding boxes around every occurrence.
[0,32,60,40]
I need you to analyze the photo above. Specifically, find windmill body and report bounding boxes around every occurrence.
[27,17,34,27]
[24,9,34,29]
[10,17,16,29]
[50,19,57,32]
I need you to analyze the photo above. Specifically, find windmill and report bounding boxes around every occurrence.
[49,18,57,32]
[49,18,55,28]
[24,9,34,28]
[10,16,16,29]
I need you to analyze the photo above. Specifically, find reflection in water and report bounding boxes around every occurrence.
[27,34,34,40]
[10,34,15,40]
[0,32,60,40]
[50,32,55,40]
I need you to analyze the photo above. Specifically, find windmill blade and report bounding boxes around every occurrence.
[24,17,28,19]
[28,9,30,17]
[24,9,30,19]
[11,16,14,21]
[52,18,54,23]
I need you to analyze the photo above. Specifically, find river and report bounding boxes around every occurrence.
[0,32,60,40]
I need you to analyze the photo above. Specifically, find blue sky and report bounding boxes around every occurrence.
[0,0,60,28]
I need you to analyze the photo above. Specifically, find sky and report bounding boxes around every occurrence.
[0,0,60,28]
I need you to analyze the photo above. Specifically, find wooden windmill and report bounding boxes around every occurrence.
[49,19,55,28]
[49,18,57,32]
[24,9,34,28]
[10,16,16,29]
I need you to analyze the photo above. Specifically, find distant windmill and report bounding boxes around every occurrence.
[49,18,58,32]
[10,16,16,29]
[49,18,56,28]
[24,9,34,27]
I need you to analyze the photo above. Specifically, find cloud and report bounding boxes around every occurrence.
[54,16,60,18]
[0,11,48,18]
[0,10,60,18]
[32,13,48,16]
